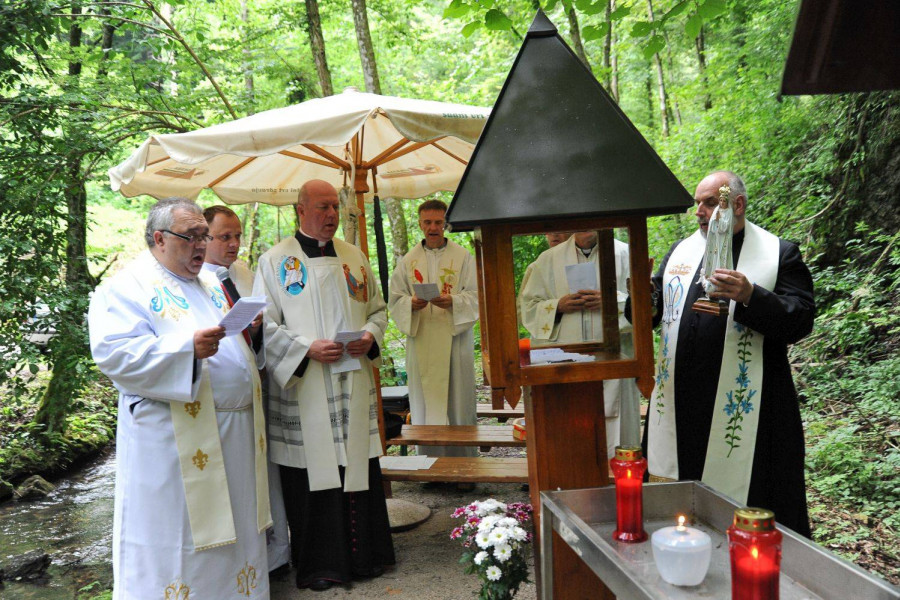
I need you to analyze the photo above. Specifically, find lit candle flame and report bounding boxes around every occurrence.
[676,515,686,531]
[626,469,632,478]
[751,546,759,559]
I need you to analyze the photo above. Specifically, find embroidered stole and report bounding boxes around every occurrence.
[403,243,467,426]
[293,248,373,493]
[141,252,271,550]
[648,223,779,503]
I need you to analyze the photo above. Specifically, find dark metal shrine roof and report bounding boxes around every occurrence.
[446,10,693,231]
[781,0,900,95]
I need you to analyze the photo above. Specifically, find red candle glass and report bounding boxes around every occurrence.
[518,338,531,366]
[728,508,782,600]
[610,446,648,542]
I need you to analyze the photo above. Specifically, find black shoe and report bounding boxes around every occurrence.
[352,566,384,580]
[269,563,291,578]
[308,579,333,591]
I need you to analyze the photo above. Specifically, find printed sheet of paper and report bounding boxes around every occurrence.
[379,456,438,471]
[565,262,598,293]
[413,282,440,301]
[331,330,365,374]
[218,296,267,336]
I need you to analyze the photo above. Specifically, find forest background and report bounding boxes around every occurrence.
[0,0,897,592]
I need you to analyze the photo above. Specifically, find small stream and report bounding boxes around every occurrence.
[0,451,115,599]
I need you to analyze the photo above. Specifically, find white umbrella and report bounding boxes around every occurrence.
[110,88,489,254]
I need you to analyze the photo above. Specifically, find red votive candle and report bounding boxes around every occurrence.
[728,508,782,600]
[611,446,647,543]
[518,338,531,366]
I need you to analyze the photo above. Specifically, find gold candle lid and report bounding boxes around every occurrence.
[733,508,776,532]
[614,446,643,461]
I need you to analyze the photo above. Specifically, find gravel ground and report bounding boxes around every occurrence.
[271,479,537,600]
[273,400,535,600]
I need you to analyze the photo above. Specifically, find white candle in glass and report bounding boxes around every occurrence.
[651,515,712,586]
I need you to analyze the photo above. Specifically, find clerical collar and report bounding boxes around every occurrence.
[295,229,336,257]
[577,244,596,257]
[421,238,448,250]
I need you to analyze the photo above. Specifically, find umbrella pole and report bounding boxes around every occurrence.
[370,170,390,303]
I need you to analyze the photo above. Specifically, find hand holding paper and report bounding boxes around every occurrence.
[413,282,440,301]
[218,296,267,336]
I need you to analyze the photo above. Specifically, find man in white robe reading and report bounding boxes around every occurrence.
[254,179,395,591]
[89,197,271,600]
[388,200,479,462]
[203,204,291,573]
[518,231,637,458]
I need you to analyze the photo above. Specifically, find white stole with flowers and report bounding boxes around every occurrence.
[649,222,778,504]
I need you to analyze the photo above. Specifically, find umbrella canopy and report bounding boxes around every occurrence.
[109,88,490,206]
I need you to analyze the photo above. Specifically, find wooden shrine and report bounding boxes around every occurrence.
[446,10,692,600]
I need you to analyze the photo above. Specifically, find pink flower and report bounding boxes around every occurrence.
[450,527,464,540]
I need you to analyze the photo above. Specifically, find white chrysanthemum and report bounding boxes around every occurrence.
[477,499,506,515]
[494,543,513,563]
[489,527,510,545]
[478,515,501,532]
[475,531,492,549]
[474,551,489,565]
[498,517,518,528]
[486,566,502,581]
[510,526,528,542]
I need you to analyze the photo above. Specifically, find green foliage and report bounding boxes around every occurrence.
[0,367,117,483]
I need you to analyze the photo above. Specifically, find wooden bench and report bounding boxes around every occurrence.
[386,424,525,452]
[476,402,524,422]
[381,457,528,483]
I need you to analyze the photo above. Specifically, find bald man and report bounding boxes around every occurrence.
[637,170,815,536]
[254,180,394,591]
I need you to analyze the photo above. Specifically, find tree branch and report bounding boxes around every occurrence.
[140,0,238,119]
[50,12,175,37]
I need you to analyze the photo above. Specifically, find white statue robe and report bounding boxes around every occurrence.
[702,204,734,294]
[388,240,479,457]
[518,236,639,457]
[254,236,387,492]
[89,251,269,600]
[202,259,291,572]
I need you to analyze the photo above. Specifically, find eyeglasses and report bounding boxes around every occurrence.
[161,229,213,244]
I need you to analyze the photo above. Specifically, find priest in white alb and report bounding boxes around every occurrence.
[388,199,479,461]
[253,179,395,591]
[89,198,270,600]
[202,204,291,574]
[518,230,638,457]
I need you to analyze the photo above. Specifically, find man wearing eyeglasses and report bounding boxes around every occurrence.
[202,204,291,575]
[88,197,272,599]
[202,205,255,296]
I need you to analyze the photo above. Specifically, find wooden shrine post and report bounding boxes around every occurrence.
[473,217,655,600]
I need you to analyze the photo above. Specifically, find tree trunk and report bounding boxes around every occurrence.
[35,3,94,434]
[96,6,115,78]
[696,26,712,110]
[350,0,381,95]
[646,0,669,136]
[305,0,333,96]
[383,198,408,265]
[349,0,408,258]
[243,203,261,269]
[609,0,619,102]
[662,31,682,126]
[241,0,255,112]
[567,7,590,70]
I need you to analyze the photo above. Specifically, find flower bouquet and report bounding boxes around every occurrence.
[450,498,533,600]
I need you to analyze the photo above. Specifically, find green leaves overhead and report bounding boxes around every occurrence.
[484,8,513,31]
[582,22,610,41]
[643,34,666,60]
[698,0,727,19]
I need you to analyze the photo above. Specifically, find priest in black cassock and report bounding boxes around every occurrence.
[254,179,395,591]
[628,170,815,537]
